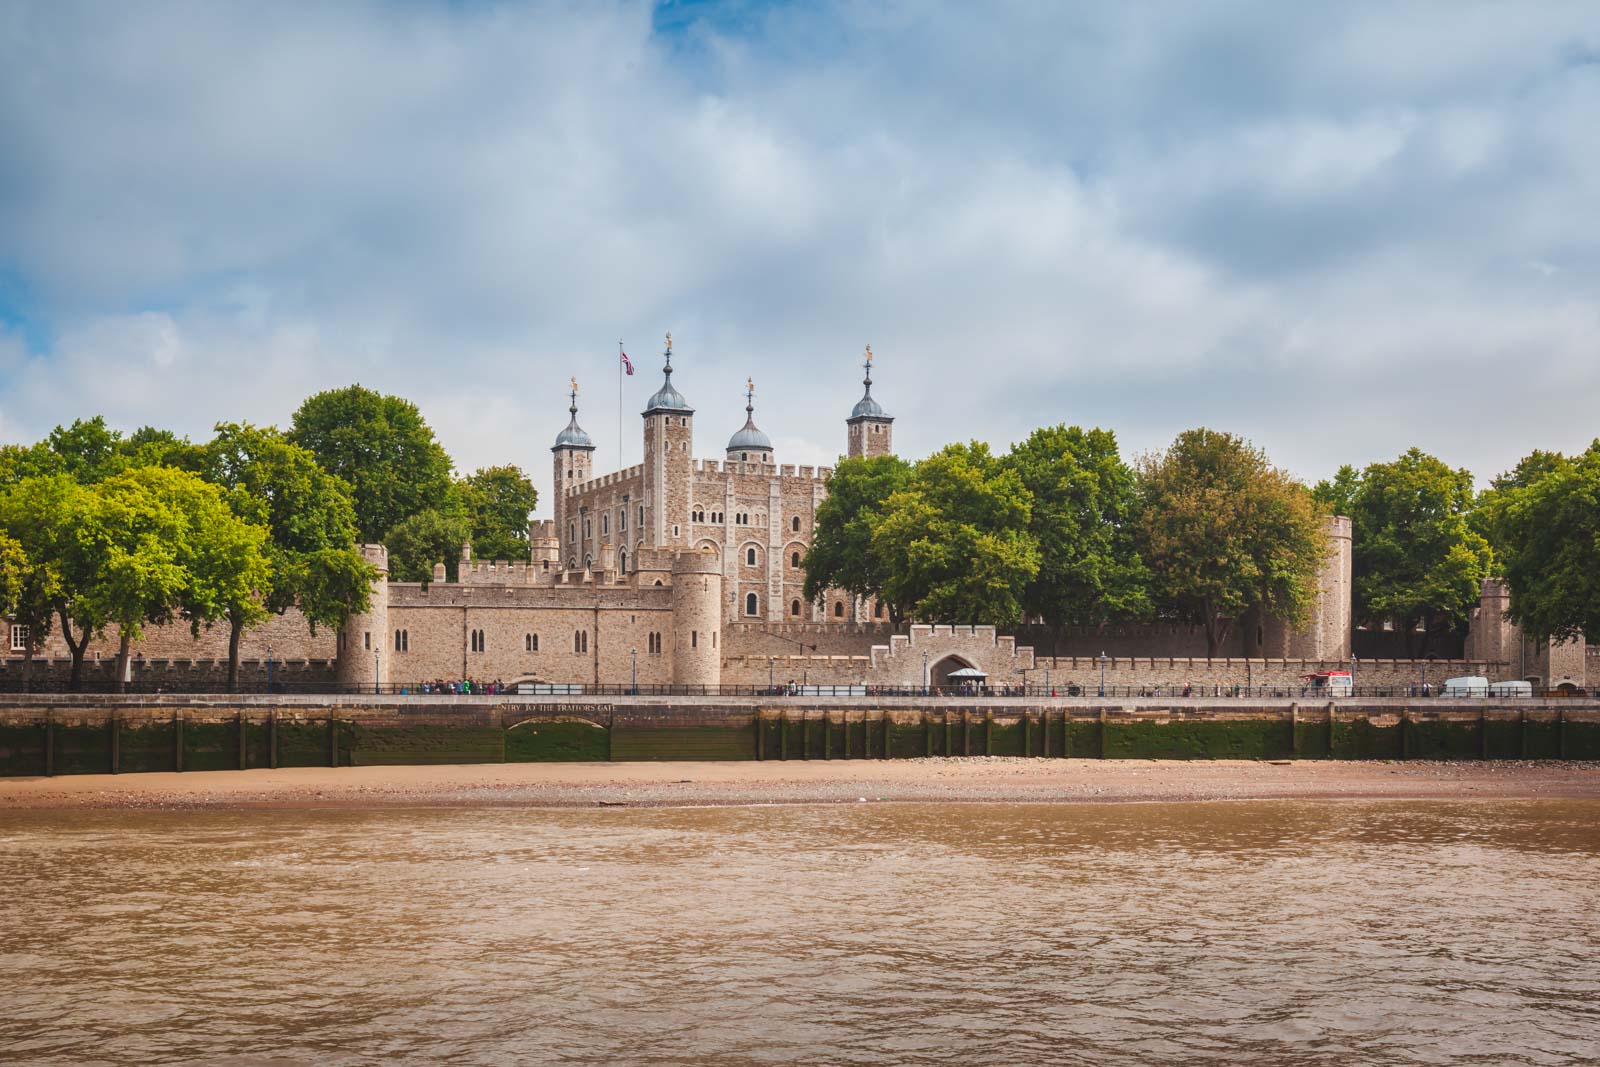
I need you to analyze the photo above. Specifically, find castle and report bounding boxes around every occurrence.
[2,338,1588,693]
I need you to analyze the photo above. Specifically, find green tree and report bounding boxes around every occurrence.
[1137,428,1326,657]
[47,417,126,483]
[871,443,1040,626]
[1001,425,1150,631]
[0,475,101,687]
[1333,448,1492,657]
[287,385,455,542]
[386,508,471,583]
[89,466,272,691]
[458,465,539,562]
[1479,443,1600,642]
[803,454,913,621]
[205,423,375,688]
[120,426,206,472]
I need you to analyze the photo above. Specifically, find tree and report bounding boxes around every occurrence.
[1001,425,1150,631]
[88,466,272,691]
[1137,428,1326,656]
[386,508,471,583]
[0,475,101,687]
[287,385,455,542]
[458,465,539,562]
[871,443,1040,626]
[803,455,913,621]
[1332,448,1492,657]
[47,417,126,483]
[1480,443,1600,642]
[205,423,374,688]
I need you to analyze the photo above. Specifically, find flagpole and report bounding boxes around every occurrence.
[617,338,624,472]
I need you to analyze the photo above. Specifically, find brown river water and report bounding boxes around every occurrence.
[2,800,1598,1066]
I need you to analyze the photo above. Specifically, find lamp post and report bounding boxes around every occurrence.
[768,656,775,694]
[1351,654,1357,697]
[1098,650,1107,698]
[1418,661,1425,697]
[266,644,274,694]
[630,647,637,695]
[373,650,380,695]
[922,650,929,696]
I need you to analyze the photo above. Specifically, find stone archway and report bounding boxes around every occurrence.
[930,654,979,688]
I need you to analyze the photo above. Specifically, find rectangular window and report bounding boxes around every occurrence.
[9,624,28,652]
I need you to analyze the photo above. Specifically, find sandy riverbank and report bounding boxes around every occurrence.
[2,758,1597,810]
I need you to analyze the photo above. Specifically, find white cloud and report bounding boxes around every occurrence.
[0,0,1597,500]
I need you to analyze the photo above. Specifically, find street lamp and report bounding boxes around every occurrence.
[373,650,380,695]
[266,644,274,694]
[1351,654,1358,697]
[1098,650,1107,698]
[922,650,929,696]
[630,647,638,695]
[768,656,775,694]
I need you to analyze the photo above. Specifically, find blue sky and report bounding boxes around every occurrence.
[1,0,1597,502]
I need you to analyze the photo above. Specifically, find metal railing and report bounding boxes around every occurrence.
[0,677,1578,699]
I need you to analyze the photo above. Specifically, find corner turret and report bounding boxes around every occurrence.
[552,378,595,568]
[846,344,894,459]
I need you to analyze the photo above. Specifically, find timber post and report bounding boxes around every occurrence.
[237,710,247,770]
[1289,703,1299,757]
[109,714,120,775]
[174,710,184,772]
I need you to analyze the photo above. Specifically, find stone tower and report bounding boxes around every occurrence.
[551,379,594,569]
[642,333,695,549]
[1257,514,1353,660]
[846,344,894,459]
[671,547,723,687]
[336,543,390,691]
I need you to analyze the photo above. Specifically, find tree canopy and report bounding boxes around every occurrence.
[205,422,375,686]
[288,385,455,542]
[1138,428,1326,656]
[1479,442,1600,643]
[803,455,912,618]
[871,443,1040,626]
[386,508,472,584]
[1318,447,1492,657]
[458,465,540,563]
[1000,425,1150,629]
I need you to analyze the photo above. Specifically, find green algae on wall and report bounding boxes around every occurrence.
[611,724,754,761]
[1106,718,1293,760]
[505,720,609,763]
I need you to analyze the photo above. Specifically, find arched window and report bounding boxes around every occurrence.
[790,599,801,617]
[791,552,800,568]
[792,516,800,532]
[619,550,628,575]
[746,592,759,616]
[402,630,409,651]
[395,630,403,652]
[746,547,757,566]
[574,630,584,654]
[740,452,749,462]
[834,601,844,618]
[601,514,609,536]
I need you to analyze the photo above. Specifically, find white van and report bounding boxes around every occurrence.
[1442,676,1490,697]
[1488,680,1533,698]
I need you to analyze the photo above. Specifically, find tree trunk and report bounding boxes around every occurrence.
[227,614,243,693]
[115,630,132,694]
[21,637,33,693]
[58,606,90,691]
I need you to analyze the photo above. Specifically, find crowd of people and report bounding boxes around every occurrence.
[404,679,512,696]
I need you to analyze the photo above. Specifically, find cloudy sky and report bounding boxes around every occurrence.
[2,1,1597,507]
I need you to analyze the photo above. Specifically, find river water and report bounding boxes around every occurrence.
[2,800,1597,1065]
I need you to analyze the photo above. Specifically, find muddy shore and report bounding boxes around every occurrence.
[1,758,1597,810]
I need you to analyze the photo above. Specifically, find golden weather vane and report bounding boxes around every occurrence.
[665,331,672,351]
[865,343,873,365]
[570,376,578,395]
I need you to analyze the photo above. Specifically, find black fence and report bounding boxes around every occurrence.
[0,677,1576,700]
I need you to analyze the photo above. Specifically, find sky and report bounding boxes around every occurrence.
[1,0,1597,509]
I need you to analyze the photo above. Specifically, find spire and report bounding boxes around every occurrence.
[553,375,595,450]
[644,330,694,414]
[849,343,890,420]
[727,375,773,455]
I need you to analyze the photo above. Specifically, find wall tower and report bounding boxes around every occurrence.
[335,543,390,691]
[642,333,695,550]
[671,547,723,687]
[726,378,774,464]
[551,378,595,569]
[846,344,894,459]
